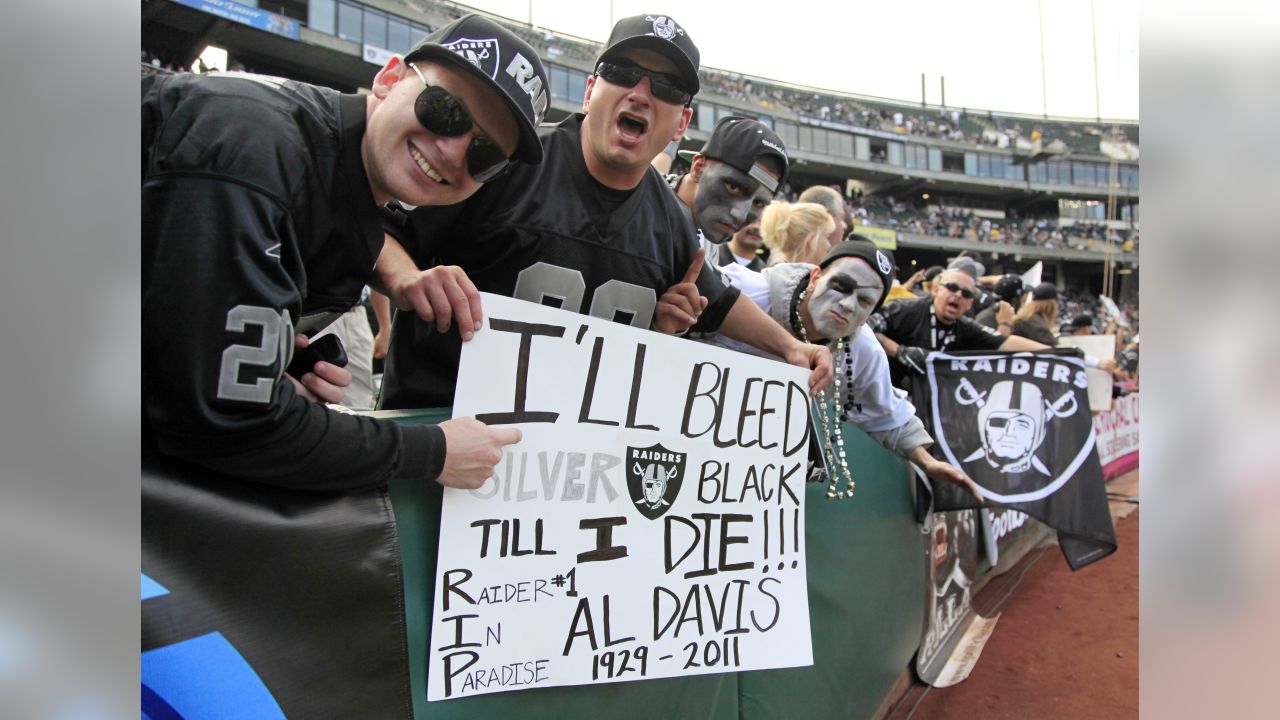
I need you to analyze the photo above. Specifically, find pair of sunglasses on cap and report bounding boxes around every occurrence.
[595,61,692,105]
[408,63,511,183]
[940,281,977,300]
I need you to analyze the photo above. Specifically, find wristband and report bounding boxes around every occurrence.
[1084,355,1101,368]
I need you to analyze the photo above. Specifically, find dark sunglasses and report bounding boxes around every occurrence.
[595,61,692,105]
[941,281,976,300]
[408,63,511,183]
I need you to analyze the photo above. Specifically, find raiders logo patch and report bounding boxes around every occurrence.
[876,250,892,276]
[646,15,683,40]
[626,443,686,520]
[443,37,500,79]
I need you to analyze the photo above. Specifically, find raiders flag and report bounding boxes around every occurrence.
[914,349,1117,570]
[141,453,413,719]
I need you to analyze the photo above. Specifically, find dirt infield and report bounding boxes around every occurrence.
[888,472,1139,719]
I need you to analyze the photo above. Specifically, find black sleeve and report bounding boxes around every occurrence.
[143,176,446,490]
[380,200,468,263]
[871,300,909,339]
[957,317,1008,351]
[690,283,741,333]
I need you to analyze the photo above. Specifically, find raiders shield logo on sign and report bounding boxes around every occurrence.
[442,37,500,79]
[928,353,1096,504]
[626,444,686,520]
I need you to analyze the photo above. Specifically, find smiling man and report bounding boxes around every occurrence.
[142,15,547,490]
[667,115,788,251]
[377,13,831,411]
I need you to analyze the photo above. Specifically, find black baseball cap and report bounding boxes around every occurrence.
[598,14,699,95]
[1031,282,1058,301]
[404,14,548,165]
[994,274,1026,302]
[680,116,789,193]
[819,235,895,313]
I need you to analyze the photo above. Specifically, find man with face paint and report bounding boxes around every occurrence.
[666,115,788,259]
[705,237,983,500]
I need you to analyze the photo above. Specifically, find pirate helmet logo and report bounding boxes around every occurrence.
[647,16,680,40]
[442,37,501,79]
[935,360,1094,504]
[974,380,1051,473]
[626,443,686,520]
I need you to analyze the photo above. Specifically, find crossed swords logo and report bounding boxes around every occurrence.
[954,377,1078,475]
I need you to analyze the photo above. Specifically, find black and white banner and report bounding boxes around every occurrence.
[915,350,1116,570]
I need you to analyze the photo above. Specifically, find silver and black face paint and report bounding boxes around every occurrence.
[692,159,775,244]
[807,257,884,339]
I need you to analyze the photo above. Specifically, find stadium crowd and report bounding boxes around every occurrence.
[854,198,1139,253]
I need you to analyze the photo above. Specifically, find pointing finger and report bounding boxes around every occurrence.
[680,248,707,284]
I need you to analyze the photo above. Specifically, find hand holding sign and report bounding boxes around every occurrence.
[437,417,522,489]
[654,248,709,334]
[782,341,834,396]
[388,264,485,341]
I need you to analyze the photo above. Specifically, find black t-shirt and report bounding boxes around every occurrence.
[871,296,1006,387]
[380,114,739,409]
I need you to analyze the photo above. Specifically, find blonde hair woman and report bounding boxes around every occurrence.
[761,201,835,266]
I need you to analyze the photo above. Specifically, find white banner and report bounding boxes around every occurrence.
[1056,335,1115,411]
[428,293,814,700]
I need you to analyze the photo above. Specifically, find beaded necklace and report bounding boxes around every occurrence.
[929,305,956,351]
[792,284,855,500]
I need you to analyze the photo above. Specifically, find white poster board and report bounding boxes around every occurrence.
[1056,335,1115,411]
[428,293,814,700]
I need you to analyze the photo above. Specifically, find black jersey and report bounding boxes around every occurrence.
[380,114,740,409]
[142,72,443,489]
[871,295,1006,388]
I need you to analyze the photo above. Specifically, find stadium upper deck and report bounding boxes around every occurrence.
[142,0,1138,293]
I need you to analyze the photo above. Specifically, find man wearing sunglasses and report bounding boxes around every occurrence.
[871,269,1051,390]
[376,14,832,412]
[142,14,551,492]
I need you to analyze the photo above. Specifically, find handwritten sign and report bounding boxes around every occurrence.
[427,293,814,700]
